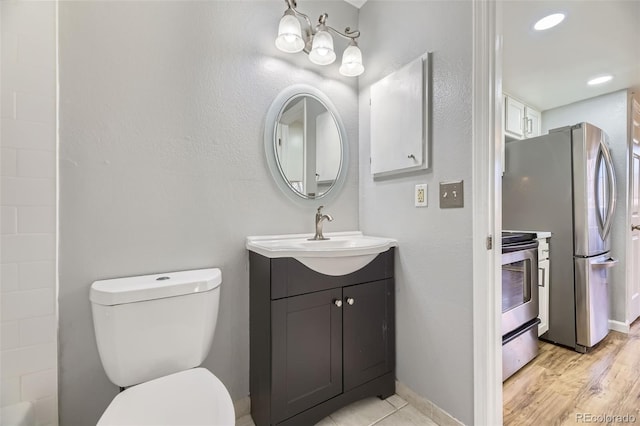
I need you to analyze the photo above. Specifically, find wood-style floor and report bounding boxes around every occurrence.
[504,319,640,425]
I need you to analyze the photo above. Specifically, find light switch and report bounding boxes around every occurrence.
[439,180,464,208]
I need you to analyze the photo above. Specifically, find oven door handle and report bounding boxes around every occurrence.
[593,257,619,268]
[502,240,539,253]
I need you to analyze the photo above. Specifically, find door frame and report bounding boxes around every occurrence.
[472,0,502,424]
[628,95,640,325]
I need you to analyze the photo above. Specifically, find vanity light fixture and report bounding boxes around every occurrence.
[587,75,613,86]
[533,13,565,31]
[275,0,364,77]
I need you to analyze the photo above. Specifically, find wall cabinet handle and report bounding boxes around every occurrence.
[333,299,342,307]
[346,297,355,306]
[632,224,640,231]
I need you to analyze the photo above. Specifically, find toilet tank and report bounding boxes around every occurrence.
[90,268,222,387]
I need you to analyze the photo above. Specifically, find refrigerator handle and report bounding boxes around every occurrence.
[600,142,616,240]
[593,257,619,268]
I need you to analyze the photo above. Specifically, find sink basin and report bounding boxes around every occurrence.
[246,231,397,276]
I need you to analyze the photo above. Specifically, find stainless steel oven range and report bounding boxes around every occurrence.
[502,232,540,381]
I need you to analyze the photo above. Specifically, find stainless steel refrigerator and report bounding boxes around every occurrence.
[503,122,618,352]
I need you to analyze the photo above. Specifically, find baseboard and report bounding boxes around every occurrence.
[395,381,463,426]
[233,396,251,419]
[608,319,630,334]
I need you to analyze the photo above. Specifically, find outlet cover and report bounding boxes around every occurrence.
[415,184,427,207]
[439,180,464,208]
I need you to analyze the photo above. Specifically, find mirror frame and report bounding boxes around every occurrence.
[264,84,349,204]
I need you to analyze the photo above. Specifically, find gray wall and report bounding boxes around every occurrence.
[358,1,474,424]
[542,90,630,323]
[58,2,359,424]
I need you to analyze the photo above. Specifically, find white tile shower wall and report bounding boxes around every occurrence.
[0,1,58,425]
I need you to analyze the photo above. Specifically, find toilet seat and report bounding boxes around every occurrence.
[97,368,235,426]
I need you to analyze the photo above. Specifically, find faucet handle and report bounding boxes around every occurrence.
[317,205,324,213]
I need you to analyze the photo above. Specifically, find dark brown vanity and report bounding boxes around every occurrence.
[249,248,396,426]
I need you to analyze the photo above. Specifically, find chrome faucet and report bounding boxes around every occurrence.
[309,206,333,240]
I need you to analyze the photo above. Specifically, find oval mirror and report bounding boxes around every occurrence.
[265,85,348,202]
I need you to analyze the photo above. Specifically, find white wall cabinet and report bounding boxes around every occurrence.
[537,236,550,336]
[502,94,542,174]
[504,94,541,140]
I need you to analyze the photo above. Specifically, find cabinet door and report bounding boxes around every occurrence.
[525,107,542,138]
[505,96,526,139]
[343,280,394,392]
[538,258,550,336]
[272,288,343,423]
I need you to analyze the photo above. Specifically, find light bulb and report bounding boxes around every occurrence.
[587,75,613,86]
[534,13,565,31]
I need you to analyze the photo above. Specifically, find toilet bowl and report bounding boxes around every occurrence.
[97,368,234,425]
[90,268,234,425]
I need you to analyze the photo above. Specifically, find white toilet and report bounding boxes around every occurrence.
[90,268,235,425]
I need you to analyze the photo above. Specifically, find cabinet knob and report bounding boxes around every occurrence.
[346,297,355,306]
[333,299,343,307]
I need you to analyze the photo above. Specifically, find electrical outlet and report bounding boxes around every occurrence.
[415,184,427,207]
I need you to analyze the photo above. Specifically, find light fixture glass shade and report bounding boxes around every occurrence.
[339,44,364,77]
[275,14,304,53]
[309,30,336,65]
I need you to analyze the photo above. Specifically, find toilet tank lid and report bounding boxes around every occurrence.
[90,268,221,306]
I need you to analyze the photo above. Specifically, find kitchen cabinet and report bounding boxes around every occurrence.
[502,94,542,174]
[537,236,551,336]
[249,249,395,426]
[504,94,542,140]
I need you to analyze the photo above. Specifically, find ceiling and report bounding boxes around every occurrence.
[502,0,640,111]
[344,0,367,9]
[346,0,639,112]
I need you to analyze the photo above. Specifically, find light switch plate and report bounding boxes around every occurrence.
[439,180,464,208]
[415,184,427,207]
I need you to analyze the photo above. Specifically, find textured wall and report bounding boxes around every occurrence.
[0,1,58,425]
[58,2,359,424]
[357,1,474,424]
[542,90,630,324]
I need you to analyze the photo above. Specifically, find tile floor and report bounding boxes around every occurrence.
[237,394,438,426]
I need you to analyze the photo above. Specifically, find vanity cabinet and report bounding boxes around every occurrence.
[250,249,395,426]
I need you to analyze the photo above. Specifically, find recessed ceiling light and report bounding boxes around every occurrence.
[534,13,565,31]
[587,75,613,86]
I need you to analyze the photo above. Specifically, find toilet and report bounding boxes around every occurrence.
[90,268,235,425]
